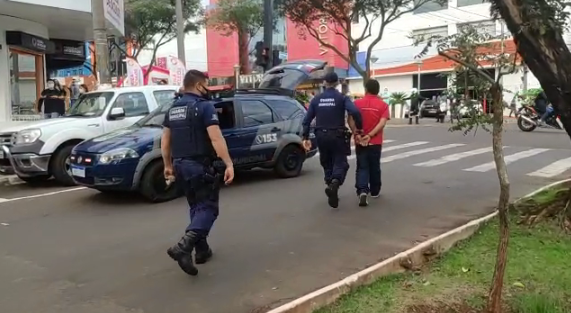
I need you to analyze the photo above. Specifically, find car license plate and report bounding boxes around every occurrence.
[428,109,437,113]
[71,165,85,178]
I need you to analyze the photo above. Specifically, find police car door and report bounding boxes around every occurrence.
[237,99,281,163]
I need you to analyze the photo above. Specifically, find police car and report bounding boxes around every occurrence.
[69,60,324,202]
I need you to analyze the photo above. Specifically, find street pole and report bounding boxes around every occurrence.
[263,0,273,71]
[234,64,240,90]
[92,0,111,85]
[175,0,186,64]
[522,63,528,92]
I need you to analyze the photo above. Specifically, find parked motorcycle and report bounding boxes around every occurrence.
[517,105,564,132]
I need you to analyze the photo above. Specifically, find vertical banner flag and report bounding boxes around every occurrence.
[168,56,186,86]
[156,57,167,70]
[125,57,144,86]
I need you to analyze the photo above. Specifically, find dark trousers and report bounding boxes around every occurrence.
[173,159,220,236]
[316,130,349,185]
[355,145,382,195]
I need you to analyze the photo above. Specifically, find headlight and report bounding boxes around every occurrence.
[14,129,41,145]
[98,148,139,164]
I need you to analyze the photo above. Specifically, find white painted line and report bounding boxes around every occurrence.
[463,148,550,172]
[348,141,429,160]
[414,147,494,167]
[381,143,465,163]
[0,187,86,204]
[527,156,571,178]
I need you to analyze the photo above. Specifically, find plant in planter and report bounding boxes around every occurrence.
[389,92,408,118]
[295,92,310,107]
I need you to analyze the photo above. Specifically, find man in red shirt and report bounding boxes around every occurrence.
[352,79,390,206]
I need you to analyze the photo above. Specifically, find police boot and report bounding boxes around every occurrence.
[408,118,413,125]
[167,231,199,276]
[415,116,419,124]
[194,238,213,264]
[325,179,340,209]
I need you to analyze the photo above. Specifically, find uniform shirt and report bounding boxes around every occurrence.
[302,88,363,137]
[354,94,390,146]
[40,88,66,115]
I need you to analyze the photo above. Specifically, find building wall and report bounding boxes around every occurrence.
[7,0,91,12]
[0,14,49,122]
[205,0,240,78]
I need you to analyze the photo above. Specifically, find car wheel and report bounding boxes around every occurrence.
[50,144,76,186]
[274,144,305,178]
[18,175,51,184]
[139,160,181,203]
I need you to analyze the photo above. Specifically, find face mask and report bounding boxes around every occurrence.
[47,82,54,89]
[199,85,212,100]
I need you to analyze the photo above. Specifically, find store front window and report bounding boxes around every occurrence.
[9,49,44,118]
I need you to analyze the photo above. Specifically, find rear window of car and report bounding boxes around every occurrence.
[267,99,304,119]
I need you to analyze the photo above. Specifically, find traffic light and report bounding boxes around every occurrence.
[272,49,281,67]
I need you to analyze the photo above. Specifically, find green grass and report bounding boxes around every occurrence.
[315,215,571,313]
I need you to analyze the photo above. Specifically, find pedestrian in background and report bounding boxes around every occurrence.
[162,70,234,276]
[70,78,81,108]
[38,79,66,118]
[352,79,390,206]
[302,72,364,209]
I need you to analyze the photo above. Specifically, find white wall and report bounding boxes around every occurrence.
[0,15,49,122]
[7,0,91,13]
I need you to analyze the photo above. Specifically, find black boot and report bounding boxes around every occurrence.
[167,231,199,276]
[195,238,213,264]
[408,118,412,125]
[415,116,419,124]
[325,179,340,208]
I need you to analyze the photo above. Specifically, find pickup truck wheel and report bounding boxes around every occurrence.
[50,144,76,186]
[274,144,304,178]
[139,161,181,203]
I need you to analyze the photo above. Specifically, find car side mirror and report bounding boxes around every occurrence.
[109,107,125,119]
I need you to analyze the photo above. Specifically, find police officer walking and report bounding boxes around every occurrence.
[161,70,235,276]
[301,72,364,208]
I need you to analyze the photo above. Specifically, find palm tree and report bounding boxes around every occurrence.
[390,92,408,118]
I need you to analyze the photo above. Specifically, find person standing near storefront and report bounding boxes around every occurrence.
[352,79,390,206]
[37,79,66,118]
[70,78,81,108]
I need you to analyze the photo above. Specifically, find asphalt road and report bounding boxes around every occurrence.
[1,121,570,313]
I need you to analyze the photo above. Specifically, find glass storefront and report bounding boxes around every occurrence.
[9,49,44,117]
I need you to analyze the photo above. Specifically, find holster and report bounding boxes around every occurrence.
[343,128,352,156]
[186,159,221,205]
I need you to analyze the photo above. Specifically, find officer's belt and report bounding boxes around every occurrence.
[174,156,214,165]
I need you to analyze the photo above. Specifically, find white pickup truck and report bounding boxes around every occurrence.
[0,85,178,185]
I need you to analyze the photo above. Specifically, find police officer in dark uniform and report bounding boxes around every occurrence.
[161,70,235,276]
[301,72,364,208]
[407,88,426,125]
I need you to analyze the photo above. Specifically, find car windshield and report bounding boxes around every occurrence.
[64,92,115,117]
[136,99,175,127]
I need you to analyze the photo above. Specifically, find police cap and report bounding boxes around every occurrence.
[324,72,339,83]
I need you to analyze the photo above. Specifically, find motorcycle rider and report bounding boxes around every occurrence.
[535,91,554,126]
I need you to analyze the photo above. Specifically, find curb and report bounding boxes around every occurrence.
[266,178,571,313]
[0,174,24,187]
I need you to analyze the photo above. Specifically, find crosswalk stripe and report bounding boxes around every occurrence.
[314,140,395,157]
[347,141,428,160]
[527,156,571,178]
[414,147,494,167]
[463,148,550,172]
[381,143,465,163]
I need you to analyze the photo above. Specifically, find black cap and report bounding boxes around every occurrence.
[324,72,339,83]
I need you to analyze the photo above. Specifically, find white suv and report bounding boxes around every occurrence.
[0,85,178,185]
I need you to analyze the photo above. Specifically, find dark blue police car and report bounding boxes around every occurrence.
[70,60,324,202]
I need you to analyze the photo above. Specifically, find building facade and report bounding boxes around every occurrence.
[0,0,123,123]
[205,0,350,86]
[347,0,544,114]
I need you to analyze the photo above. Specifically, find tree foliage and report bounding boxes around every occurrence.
[206,0,264,39]
[417,25,517,313]
[278,0,446,79]
[488,0,571,140]
[117,0,202,67]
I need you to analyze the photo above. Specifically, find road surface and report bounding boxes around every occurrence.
[0,122,569,313]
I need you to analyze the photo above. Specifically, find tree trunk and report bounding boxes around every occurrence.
[490,0,571,141]
[238,29,250,75]
[485,82,511,313]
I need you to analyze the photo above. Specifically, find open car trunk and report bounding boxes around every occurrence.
[258,60,328,92]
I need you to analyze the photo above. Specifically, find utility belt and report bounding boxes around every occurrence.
[316,127,352,156]
[175,156,222,204]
